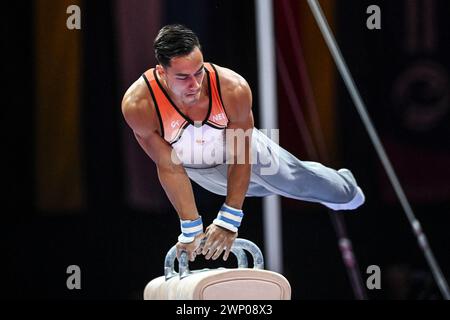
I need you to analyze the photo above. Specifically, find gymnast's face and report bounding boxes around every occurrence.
[158,47,206,106]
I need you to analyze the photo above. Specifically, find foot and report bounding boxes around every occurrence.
[321,169,366,210]
[320,186,366,211]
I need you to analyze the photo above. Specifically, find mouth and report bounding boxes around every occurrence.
[186,90,200,97]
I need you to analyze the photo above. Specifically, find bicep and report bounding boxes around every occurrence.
[226,87,254,163]
[226,83,254,131]
[122,96,178,168]
[134,130,181,170]
[227,108,254,131]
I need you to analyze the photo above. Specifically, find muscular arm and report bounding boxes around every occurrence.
[201,68,253,261]
[121,80,199,221]
[221,70,254,210]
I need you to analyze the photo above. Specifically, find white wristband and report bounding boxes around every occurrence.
[213,203,244,233]
[178,216,203,244]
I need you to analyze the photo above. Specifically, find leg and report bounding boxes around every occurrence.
[184,128,365,210]
[184,166,228,196]
[249,128,365,210]
[185,165,274,197]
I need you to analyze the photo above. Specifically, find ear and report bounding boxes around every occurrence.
[156,64,165,78]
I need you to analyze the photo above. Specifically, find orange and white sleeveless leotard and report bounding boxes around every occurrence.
[142,63,229,168]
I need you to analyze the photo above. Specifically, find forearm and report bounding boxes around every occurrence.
[157,165,199,221]
[205,164,248,260]
[226,163,251,209]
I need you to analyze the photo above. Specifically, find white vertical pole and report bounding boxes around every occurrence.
[255,0,283,273]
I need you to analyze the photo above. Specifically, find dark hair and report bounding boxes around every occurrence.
[154,24,201,67]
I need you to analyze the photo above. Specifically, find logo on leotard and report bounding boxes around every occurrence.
[212,113,225,122]
[171,120,180,128]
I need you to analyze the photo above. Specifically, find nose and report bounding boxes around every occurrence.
[188,75,201,90]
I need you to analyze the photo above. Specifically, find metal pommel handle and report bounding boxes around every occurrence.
[164,238,264,281]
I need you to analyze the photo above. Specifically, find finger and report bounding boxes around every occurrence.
[205,248,215,260]
[223,236,236,261]
[202,230,215,255]
[189,251,196,262]
[196,234,206,250]
[212,244,225,260]
[205,240,220,260]
[201,242,210,255]
[195,246,203,255]
[202,236,214,255]
[223,246,231,261]
[196,240,205,254]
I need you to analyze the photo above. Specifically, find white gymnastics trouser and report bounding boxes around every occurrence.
[184,128,365,210]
